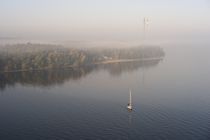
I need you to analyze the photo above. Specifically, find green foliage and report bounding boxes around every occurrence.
[0,43,165,72]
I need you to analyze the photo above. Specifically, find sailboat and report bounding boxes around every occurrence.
[127,89,132,110]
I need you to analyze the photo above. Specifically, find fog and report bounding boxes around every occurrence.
[0,0,210,47]
[1,1,210,139]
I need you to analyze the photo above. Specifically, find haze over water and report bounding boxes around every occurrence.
[1,0,210,45]
[1,0,210,139]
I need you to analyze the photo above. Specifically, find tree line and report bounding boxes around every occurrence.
[0,43,165,72]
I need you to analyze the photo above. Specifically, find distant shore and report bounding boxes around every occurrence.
[0,43,165,73]
[94,57,163,64]
[0,57,163,73]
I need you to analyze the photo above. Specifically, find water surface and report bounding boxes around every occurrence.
[0,43,210,140]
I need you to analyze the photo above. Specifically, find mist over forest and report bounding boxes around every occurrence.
[0,43,164,72]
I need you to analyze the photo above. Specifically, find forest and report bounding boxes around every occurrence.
[0,43,165,72]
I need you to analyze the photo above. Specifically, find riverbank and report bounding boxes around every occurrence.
[94,57,163,64]
[0,57,163,73]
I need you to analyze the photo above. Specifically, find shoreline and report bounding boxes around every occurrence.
[94,57,163,64]
[0,57,163,73]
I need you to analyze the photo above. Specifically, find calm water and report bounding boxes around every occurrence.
[0,43,210,140]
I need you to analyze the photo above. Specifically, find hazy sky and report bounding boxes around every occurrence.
[0,0,210,42]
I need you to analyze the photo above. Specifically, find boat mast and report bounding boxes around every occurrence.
[129,89,132,106]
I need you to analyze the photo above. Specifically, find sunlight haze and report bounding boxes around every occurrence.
[0,0,209,44]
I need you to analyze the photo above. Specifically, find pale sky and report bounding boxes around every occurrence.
[0,0,210,43]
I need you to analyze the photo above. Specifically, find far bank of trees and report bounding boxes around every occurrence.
[0,43,165,72]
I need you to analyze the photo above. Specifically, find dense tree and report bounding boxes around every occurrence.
[0,43,165,72]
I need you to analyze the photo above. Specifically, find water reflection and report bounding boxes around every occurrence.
[100,58,163,76]
[128,112,132,125]
[0,58,163,91]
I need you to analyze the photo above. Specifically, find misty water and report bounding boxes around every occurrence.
[0,42,210,140]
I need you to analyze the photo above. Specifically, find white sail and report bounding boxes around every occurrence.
[127,89,132,110]
[129,90,132,106]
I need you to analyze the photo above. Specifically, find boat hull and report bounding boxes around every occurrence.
[127,105,132,110]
